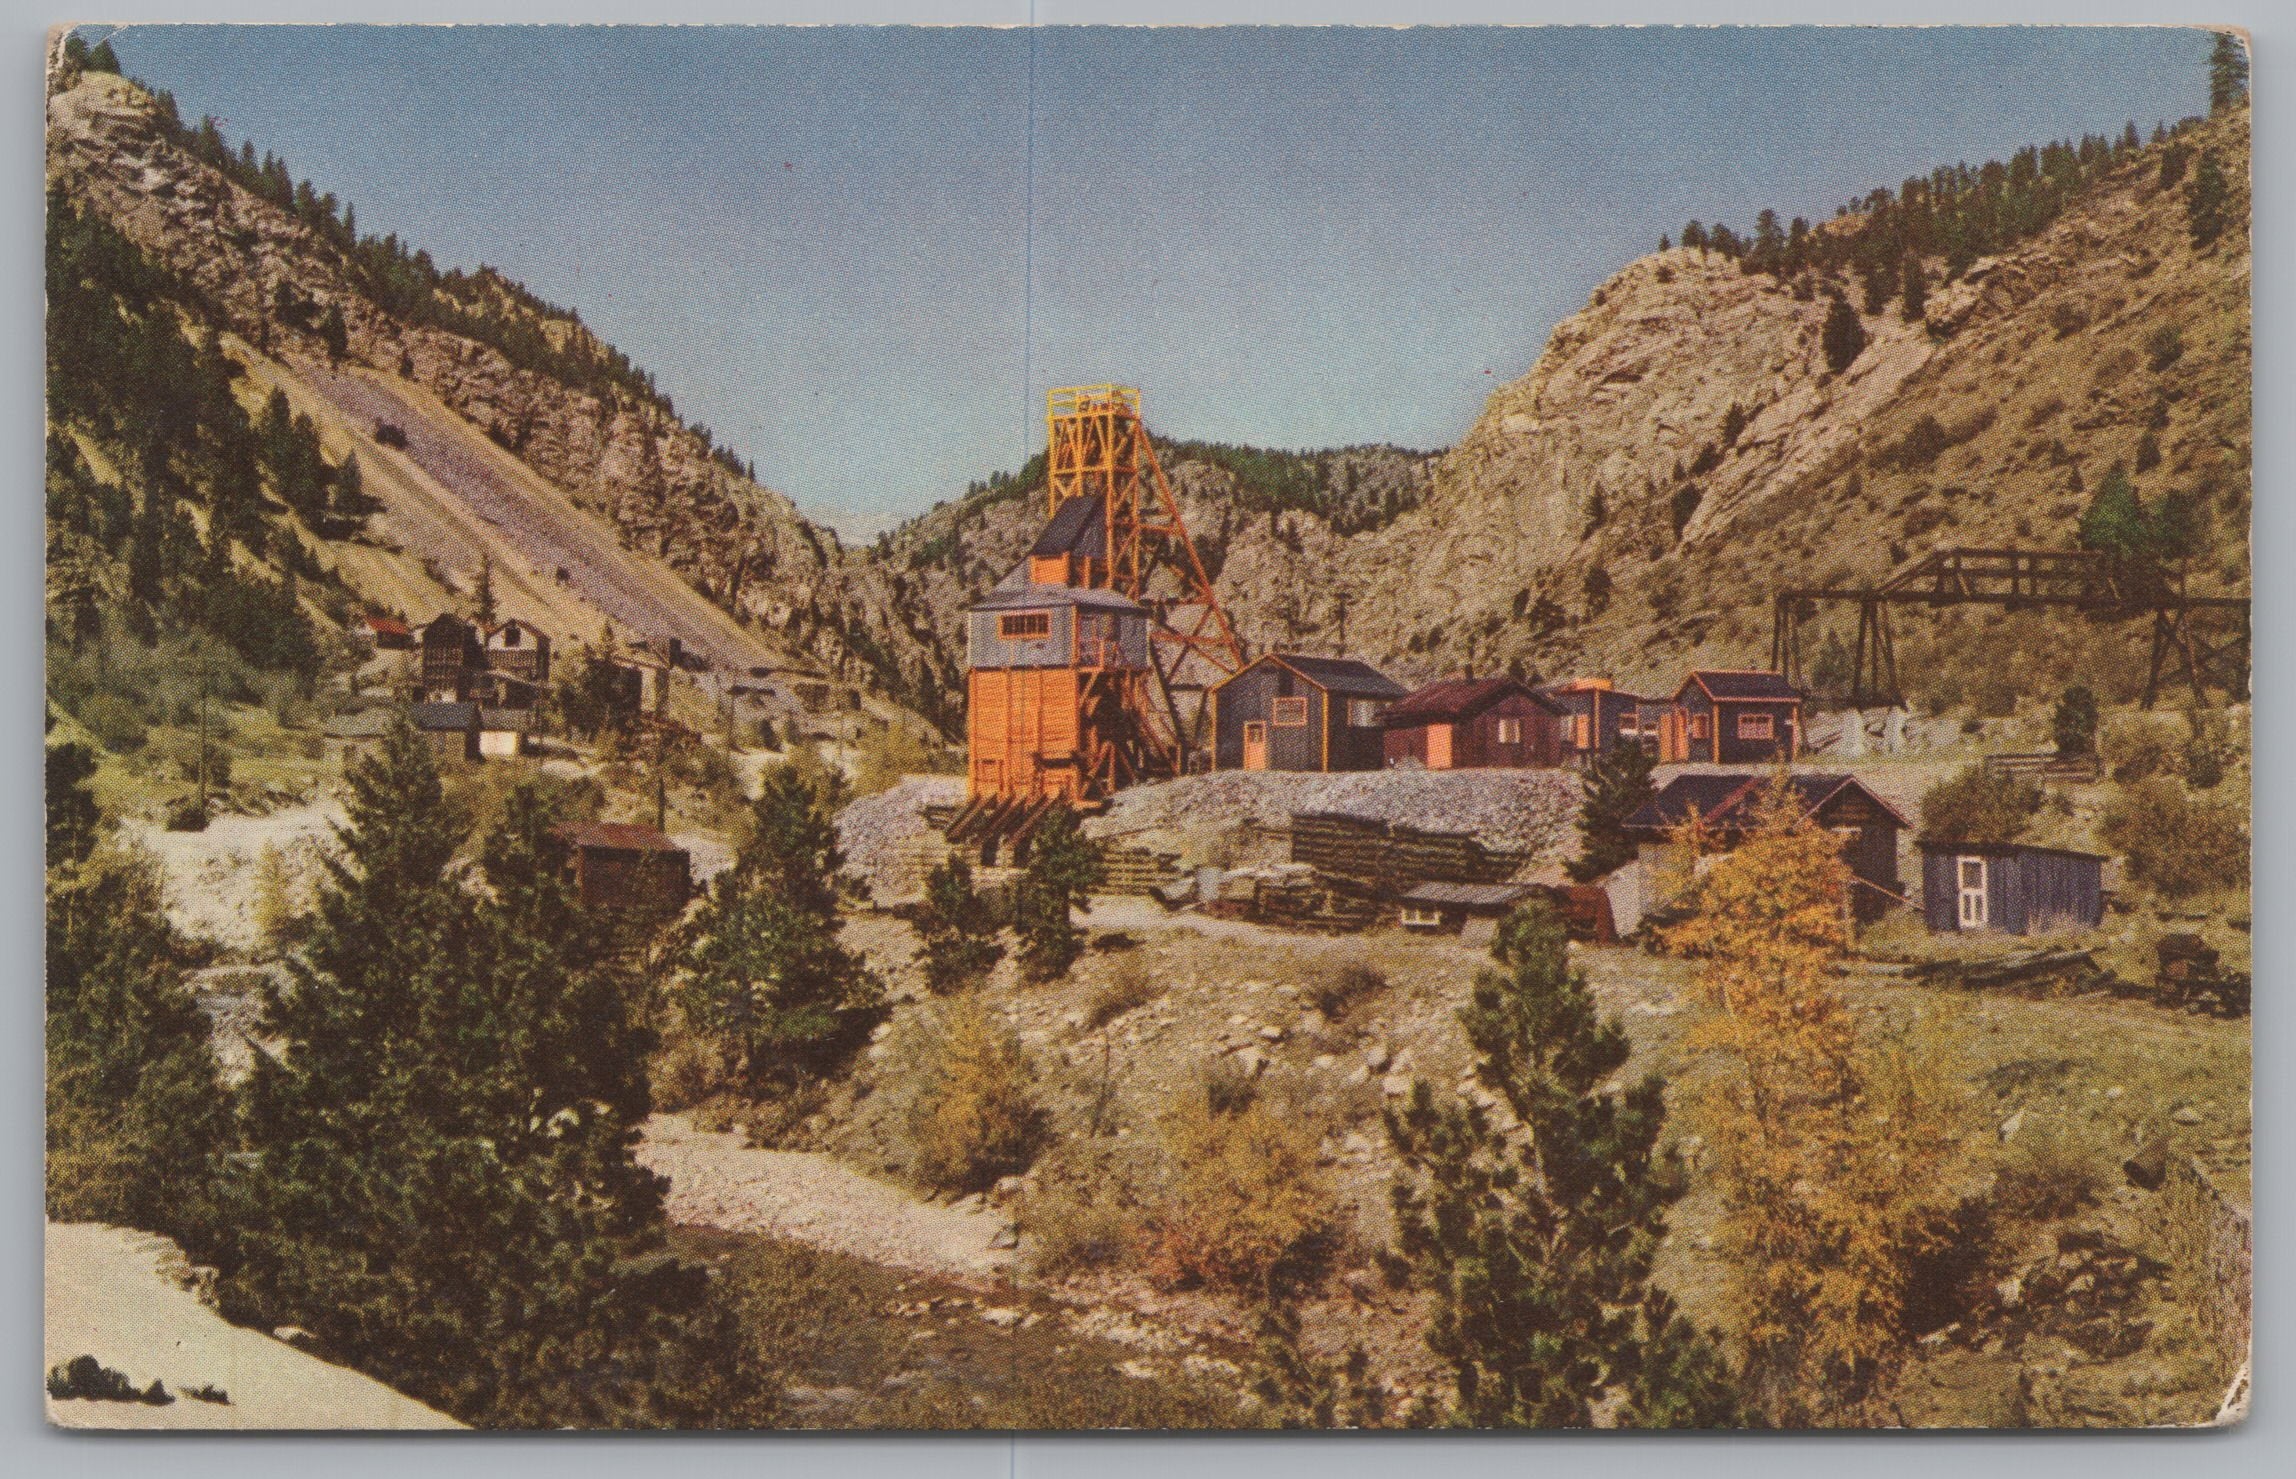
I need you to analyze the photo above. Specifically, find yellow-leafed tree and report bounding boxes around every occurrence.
[1666,776,1968,1426]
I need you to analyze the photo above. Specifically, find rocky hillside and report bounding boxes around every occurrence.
[871,110,2249,716]
[46,65,942,715]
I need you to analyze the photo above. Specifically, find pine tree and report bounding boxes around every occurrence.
[1567,741,1658,883]
[218,730,776,1426]
[474,553,497,627]
[2077,462,2149,560]
[2209,32,2249,115]
[46,741,102,869]
[2052,684,2099,757]
[87,38,120,73]
[1820,295,1866,374]
[1014,805,1104,982]
[1898,254,1928,322]
[2186,152,2233,250]
[45,747,227,1240]
[331,452,367,522]
[1386,903,1739,1428]
[679,764,886,1086]
[916,852,1004,994]
[318,303,349,362]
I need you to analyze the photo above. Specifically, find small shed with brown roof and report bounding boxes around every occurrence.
[548,820,692,912]
[1381,677,1567,770]
[1209,653,1408,772]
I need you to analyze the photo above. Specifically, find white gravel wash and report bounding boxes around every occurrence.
[45,1223,461,1429]
[637,1113,1014,1281]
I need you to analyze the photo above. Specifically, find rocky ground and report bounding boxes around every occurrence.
[123,799,344,957]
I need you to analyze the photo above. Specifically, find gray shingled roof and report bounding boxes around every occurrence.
[1274,654,1409,699]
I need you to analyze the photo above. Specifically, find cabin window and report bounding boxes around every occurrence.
[998,611,1052,640]
[1273,696,1309,727]
[1347,698,1384,728]
[499,625,523,647]
[1620,712,1638,734]
[1496,717,1525,745]
[1738,712,1776,741]
[1399,904,1445,930]
[1688,713,1710,740]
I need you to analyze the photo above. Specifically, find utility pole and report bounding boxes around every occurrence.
[197,652,212,814]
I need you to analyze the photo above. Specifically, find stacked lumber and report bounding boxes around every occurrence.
[1101,842,1186,896]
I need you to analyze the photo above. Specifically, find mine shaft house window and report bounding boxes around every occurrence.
[1273,696,1310,727]
[1400,904,1445,930]
[1738,712,1775,740]
[1347,698,1385,728]
[998,611,1051,640]
[1496,717,1524,745]
[1689,713,1710,739]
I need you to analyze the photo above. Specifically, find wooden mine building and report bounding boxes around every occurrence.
[1381,677,1567,769]
[1918,842,2104,935]
[1208,654,1406,772]
[1537,677,1658,764]
[958,386,1244,829]
[548,820,692,913]
[1657,669,1804,764]
[965,582,1155,806]
[1619,771,1908,926]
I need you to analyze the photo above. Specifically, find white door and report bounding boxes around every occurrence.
[1956,856,1988,929]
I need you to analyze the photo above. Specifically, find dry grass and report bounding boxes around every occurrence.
[903,997,1048,1194]
[1083,955,1159,1030]
[1139,1090,1338,1295]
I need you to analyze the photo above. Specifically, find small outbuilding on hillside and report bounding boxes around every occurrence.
[1917,841,2105,935]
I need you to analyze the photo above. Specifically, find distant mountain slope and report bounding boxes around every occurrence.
[46,66,931,711]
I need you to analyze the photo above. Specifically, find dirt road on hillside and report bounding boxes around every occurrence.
[637,1114,1016,1282]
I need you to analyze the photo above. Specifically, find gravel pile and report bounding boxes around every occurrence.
[837,775,965,900]
[1095,769,1583,860]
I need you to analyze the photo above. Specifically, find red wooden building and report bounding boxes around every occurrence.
[1381,677,1567,769]
[547,821,692,913]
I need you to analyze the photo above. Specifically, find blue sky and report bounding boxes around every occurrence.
[105,25,2210,537]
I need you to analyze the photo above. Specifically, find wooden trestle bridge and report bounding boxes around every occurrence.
[1771,547,2249,710]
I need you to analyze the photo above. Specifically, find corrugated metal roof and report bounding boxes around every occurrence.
[1400,881,1536,908]
[551,820,686,853]
[409,701,478,731]
[1915,840,2108,861]
[1276,654,1409,698]
[1624,772,1911,834]
[1684,669,1801,701]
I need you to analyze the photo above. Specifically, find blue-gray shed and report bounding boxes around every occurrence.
[1918,842,2106,935]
